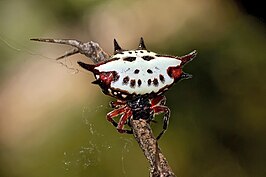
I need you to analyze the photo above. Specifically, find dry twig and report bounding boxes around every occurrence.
[131,118,176,177]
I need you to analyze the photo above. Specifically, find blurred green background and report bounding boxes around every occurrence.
[0,0,265,177]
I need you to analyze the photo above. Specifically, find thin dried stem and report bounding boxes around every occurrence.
[30,38,110,63]
[130,118,176,177]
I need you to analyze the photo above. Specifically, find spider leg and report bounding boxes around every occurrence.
[151,95,166,106]
[106,106,127,128]
[152,105,171,140]
[117,109,133,134]
[109,100,126,109]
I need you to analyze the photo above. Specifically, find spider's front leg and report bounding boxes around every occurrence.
[109,100,126,109]
[152,105,171,140]
[117,108,133,134]
[107,106,127,127]
[151,95,166,107]
[106,105,133,134]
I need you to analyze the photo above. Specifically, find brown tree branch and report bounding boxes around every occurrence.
[31,38,176,177]
[130,118,176,177]
[30,38,110,63]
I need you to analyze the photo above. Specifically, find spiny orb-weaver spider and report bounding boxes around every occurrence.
[77,38,197,139]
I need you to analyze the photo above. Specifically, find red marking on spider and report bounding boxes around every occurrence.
[99,71,118,86]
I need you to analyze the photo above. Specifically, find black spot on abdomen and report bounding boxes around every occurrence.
[148,79,152,86]
[110,57,120,61]
[130,79,136,88]
[153,78,159,86]
[134,69,140,74]
[142,56,155,61]
[147,69,153,74]
[123,76,129,85]
[159,74,165,83]
[137,79,142,86]
[123,57,136,62]
[113,72,120,82]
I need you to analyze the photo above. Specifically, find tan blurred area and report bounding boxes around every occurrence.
[0,0,265,177]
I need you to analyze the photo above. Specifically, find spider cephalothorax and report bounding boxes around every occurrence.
[78,38,196,139]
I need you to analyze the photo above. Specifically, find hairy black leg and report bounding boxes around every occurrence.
[152,105,171,140]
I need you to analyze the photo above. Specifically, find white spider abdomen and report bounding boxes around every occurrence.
[77,38,196,100]
[95,50,181,95]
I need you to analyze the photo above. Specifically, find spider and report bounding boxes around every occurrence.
[31,37,197,139]
[77,38,196,139]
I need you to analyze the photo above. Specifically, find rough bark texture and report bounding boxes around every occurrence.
[31,38,176,177]
[130,118,176,177]
[30,38,110,63]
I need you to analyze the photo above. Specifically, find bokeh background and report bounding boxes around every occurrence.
[0,0,265,177]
